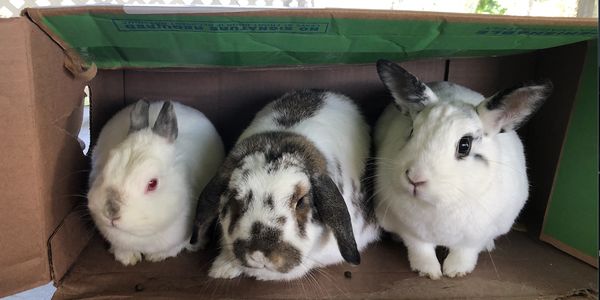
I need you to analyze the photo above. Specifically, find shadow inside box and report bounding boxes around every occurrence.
[54,231,598,299]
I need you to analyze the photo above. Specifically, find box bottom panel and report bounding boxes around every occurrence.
[53,231,597,299]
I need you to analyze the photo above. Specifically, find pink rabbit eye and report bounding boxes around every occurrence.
[147,178,158,192]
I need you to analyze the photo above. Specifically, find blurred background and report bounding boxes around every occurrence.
[0,0,598,18]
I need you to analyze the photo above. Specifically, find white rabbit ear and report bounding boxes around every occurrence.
[129,100,150,133]
[311,174,360,265]
[376,59,438,117]
[152,101,178,142]
[477,80,553,136]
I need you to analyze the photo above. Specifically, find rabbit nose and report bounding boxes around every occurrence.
[246,251,268,268]
[110,217,121,227]
[406,169,427,187]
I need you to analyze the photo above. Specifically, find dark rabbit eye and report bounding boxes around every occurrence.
[296,196,306,210]
[456,136,473,159]
[408,128,414,139]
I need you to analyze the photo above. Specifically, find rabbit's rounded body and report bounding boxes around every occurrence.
[195,90,379,281]
[375,82,528,250]
[373,60,551,279]
[89,101,224,266]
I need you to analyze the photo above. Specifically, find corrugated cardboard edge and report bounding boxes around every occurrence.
[48,211,95,282]
[22,5,599,26]
[22,9,97,81]
[540,233,598,267]
[538,40,598,268]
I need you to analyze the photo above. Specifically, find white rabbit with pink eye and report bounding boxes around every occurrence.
[373,59,552,279]
[88,100,224,266]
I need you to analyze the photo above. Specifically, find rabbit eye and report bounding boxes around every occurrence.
[408,128,414,139]
[295,196,306,210]
[456,136,473,159]
[147,178,158,192]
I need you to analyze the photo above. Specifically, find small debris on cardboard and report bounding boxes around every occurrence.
[134,284,145,292]
[344,271,352,279]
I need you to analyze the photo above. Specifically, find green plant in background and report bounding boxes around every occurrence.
[476,0,508,15]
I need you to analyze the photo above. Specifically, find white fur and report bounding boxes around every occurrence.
[211,91,380,280]
[375,82,530,279]
[88,101,224,266]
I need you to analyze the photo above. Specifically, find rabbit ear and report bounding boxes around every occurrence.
[191,174,226,248]
[152,101,178,142]
[376,59,438,117]
[477,80,552,136]
[129,100,150,133]
[311,174,360,265]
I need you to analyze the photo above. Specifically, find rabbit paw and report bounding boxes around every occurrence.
[145,243,186,262]
[443,248,479,278]
[113,248,142,266]
[209,253,242,279]
[405,240,442,280]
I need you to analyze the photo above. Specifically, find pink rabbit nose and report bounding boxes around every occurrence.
[110,217,121,227]
[406,169,427,187]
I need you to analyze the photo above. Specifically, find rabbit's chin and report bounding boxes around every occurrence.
[243,263,312,281]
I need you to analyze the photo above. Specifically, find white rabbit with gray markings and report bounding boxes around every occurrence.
[373,59,552,279]
[194,89,380,281]
[88,100,224,266]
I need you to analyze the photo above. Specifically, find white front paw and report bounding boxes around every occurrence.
[209,254,242,279]
[443,248,478,278]
[145,252,168,263]
[113,249,142,266]
[409,256,442,280]
[405,240,442,280]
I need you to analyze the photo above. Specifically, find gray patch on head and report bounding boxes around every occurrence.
[272,89,325,127]
[104,188,121,219]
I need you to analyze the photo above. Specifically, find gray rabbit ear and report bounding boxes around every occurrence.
[376,59,438,117]
[191,174,226,249]
[152,101,178,142]
[311,174,360,265]
[129,100,150,133]
[477,80,553,136]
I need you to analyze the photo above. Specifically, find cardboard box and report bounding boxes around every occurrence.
[0,6,597,298]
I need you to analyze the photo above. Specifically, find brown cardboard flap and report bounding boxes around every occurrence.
[0,17,90,297]
[49,210,94,282]
[0,17,51,297]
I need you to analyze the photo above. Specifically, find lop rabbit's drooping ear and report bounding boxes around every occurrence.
[376,59,439,116]
[477,80,553,136]
[311,174,360,265]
